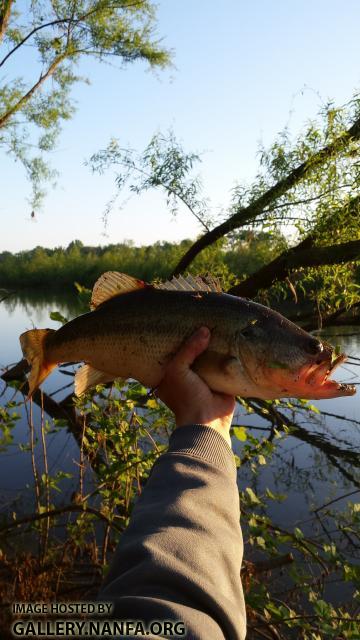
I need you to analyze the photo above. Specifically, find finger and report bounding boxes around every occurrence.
[171,326,210,370]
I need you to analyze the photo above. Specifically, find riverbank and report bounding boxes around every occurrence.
[0,235,284,289]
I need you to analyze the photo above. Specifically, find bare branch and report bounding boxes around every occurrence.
[0,504,124,533]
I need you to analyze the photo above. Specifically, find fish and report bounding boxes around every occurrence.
[19,271,356,400]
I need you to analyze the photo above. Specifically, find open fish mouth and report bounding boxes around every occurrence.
[303,353,356,396]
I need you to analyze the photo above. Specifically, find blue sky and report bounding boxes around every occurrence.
[1,0,360,252]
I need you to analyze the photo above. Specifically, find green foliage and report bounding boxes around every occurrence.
[234,396,360,639]
[0,234,280,289]
[0,0,171,205]
[231,97,360,315]
[0,400,20,451]
[232,425,247,441]
[49,310,68,324]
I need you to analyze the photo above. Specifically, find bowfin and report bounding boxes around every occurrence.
[19,329,56,397]
[91,272,147,310]
[155,274,222,293]
[75,364,116,396]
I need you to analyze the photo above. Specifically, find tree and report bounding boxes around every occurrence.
[92,97,360,329]
[0,0,170,206]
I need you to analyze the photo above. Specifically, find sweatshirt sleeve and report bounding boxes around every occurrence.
[99,425,247,640]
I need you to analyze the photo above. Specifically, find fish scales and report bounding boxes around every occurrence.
[19,271,356,400]
[46,289,254,389]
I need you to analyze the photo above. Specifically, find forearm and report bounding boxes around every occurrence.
[99,426,246,640]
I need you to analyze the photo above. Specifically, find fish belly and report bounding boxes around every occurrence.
[83,334,167,388]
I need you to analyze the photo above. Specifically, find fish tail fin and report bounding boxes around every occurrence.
[19,329,56,397]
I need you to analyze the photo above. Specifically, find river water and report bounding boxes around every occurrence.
[0,291,359,548]
[0,291,87,508]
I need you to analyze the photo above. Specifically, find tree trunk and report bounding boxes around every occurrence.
[0,0,14,44]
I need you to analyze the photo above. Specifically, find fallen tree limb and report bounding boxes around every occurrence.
[228,239,360,298]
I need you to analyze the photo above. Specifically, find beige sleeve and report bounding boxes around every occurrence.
[99,425,247,640]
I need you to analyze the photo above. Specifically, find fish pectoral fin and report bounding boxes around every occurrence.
[91,272,147,310]
[192,350,244,395]
[74,364,116,396]
[193,350,242,379]
[222,355,244,377]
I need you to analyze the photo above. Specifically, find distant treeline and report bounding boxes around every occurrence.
[0,234,282,289]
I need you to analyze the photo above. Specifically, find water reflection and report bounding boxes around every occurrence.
[2,289,86,320]
[0,290,86,367]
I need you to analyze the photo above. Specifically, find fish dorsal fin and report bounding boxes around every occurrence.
[155,274,222,293]
[91,271,146,309]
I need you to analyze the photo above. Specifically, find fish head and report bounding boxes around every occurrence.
[235,308,356,400]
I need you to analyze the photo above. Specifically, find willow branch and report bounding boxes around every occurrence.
[302,300,360,331]
[0,0,124,69]
[0,289,16,302]
[0,18,74,68]
[1,360,105,472]
[117,161,210,231]
[172,116,360,275]
[0,55,66,129]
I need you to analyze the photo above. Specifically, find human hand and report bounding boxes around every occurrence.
[156,327,236,446]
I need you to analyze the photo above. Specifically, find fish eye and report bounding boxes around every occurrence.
[239,324,256,339]
[305,338,323,356]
